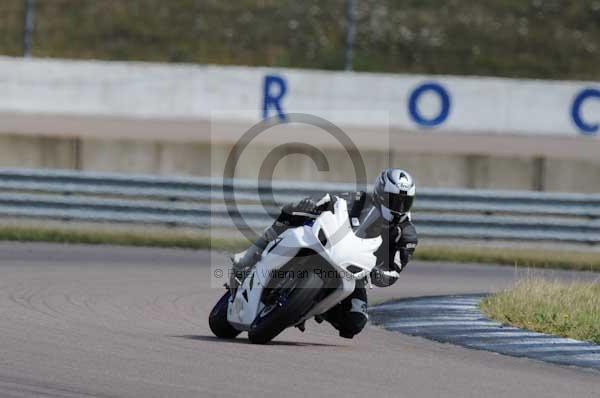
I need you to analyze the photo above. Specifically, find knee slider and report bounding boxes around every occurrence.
[338,312,367,338]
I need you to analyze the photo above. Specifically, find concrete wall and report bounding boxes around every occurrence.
[0,135,78,170]
[0,56,598,192]
[1,133,599,193]
[0,56,598,138]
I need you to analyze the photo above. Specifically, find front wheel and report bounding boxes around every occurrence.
[248,272,323,344]
[209,291,241,339]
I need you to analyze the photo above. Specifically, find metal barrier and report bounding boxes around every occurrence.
[0,168,598,245]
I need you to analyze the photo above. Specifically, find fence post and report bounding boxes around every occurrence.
[23,0,35,58]
[344,0,357,71]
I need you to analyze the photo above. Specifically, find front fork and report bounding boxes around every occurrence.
[227,263,252,297]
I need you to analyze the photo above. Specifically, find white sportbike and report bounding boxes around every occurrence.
[209,198,383,344]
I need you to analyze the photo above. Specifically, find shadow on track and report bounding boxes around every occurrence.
[175,335,342,347]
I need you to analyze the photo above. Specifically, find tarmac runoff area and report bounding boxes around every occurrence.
[0,242,598,398]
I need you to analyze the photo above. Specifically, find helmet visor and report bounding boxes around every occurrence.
[382,192,414,214]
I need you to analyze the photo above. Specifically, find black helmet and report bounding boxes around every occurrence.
[373,169,416,220]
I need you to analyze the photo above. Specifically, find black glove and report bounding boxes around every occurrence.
[396,221,418,267]
[371,261,401,287]
[292,198,319,215]
[278,197,319,226]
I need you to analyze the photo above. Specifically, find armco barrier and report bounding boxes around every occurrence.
[0,168,598,245]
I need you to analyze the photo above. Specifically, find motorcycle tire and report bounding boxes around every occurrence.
[248,272,323,344]
[209,291,241,339]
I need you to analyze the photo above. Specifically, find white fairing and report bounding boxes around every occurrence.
[227,198,382,330]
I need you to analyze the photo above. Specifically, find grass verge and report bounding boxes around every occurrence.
[0,224,246,252]
[480,279,600,344]
[416,245,600,272]
[0,224,599,272]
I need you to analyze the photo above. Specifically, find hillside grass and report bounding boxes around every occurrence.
[481,279,600,344]
[1,0,599,80]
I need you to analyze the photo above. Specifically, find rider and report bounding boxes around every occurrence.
[232,168,418,339]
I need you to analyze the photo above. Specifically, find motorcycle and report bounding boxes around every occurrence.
[209,197,382,344]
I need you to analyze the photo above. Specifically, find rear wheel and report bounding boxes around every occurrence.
[248,272,323,344]
[209,291,241,339]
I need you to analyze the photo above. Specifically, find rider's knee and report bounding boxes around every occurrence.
[338,312,367,339]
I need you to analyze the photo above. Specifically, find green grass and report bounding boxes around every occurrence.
[0,224,598,272]
[1,0,599,80]
[415,245,600,272]
[481,279,600,344]
[0,224,244,252]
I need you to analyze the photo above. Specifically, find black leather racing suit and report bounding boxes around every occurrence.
[270,191,418,339]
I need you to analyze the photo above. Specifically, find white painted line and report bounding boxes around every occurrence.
[389,320,501,328]
[506,345,600,353]
[393,316,485,322]
[374,303,477,311]
[547,353,600,361]
[414,325,515,332]
[450,331,545,339]
[482,338,585,346]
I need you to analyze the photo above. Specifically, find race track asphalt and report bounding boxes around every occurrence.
[0,242,598,398]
